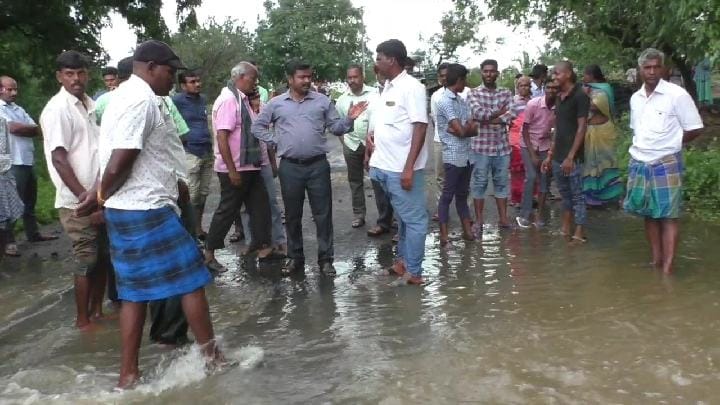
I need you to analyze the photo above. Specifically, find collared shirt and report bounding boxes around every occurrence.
[212,87,267,173]
[521,96,555,151]
[0,99,37,166]
[335,85,377,151]
[531,80,544,98]
[97,91,189,137]
[430,86,445,143]
[554,83,590,162]
[99,75,188,211]
[172,92,213,157]
[39,87,100,209]
[467,85,513,156]
[436,88,471,167]
[369,70,429,172]
[0,118,11,173]
[629,79,703,162]
[251,90,353,159]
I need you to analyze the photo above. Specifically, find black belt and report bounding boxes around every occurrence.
[282,154,326,165]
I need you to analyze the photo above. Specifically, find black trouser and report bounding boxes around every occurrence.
[371,179,394,230]
[206,171,270,251]
[147,195,196,345]
[9,165,39,242]
[342,143,366,220]
[279,158,333,264]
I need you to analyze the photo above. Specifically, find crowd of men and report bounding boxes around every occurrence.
[0,37,703,387]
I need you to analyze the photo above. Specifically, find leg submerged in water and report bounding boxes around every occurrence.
[118,301,147,389]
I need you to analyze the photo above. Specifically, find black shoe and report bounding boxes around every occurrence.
[281,259,305,277]
[319,262,336,277]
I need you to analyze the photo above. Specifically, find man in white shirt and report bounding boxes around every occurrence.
[40,51,110,330]
[0,75,57,257]
[623,48,703,275]
[369,39,429,285]
[78,40,221,388]
[429,63,449,220]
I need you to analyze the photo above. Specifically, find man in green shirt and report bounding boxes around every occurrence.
[335,64,378,228]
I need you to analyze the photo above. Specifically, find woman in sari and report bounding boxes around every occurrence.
[508,76,532,205]
[581,65,623,206]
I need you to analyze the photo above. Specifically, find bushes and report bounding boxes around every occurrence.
[615,114,720,221]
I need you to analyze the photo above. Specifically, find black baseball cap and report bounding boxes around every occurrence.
[133,40,186,69]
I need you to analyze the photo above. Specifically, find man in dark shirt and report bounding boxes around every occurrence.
[542,62,589,242]
[173,70,214,238]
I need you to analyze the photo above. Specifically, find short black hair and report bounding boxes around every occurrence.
[480,59,498,70]
[515,73,523,79]
[178,69,201,85]
[347,64,364,75]
[117,57,133,80]
[583,64,606,82]
[530,64,548,79]
[101,66,118,77]
[445,63,468,86]
[285,59,312,76]
[376,39,407,66]
[56,51,90,71]
[437,62,450,72]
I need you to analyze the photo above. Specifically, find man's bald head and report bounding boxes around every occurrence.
[0,75,18,103]
[553,60,576,89]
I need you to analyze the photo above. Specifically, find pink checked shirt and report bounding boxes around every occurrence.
[520,96,555,151]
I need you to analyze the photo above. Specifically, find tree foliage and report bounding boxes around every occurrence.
[254,0,367,84]
[169,18,255,98]
[429,0,485,64]
[481,0,720,98]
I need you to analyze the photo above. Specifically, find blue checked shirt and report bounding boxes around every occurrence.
[436,88,472,167]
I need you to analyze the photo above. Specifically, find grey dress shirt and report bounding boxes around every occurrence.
[251,90,353,159]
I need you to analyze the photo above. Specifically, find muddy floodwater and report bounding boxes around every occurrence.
[2,138,719,404]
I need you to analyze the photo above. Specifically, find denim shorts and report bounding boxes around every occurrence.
[470,153,511,199]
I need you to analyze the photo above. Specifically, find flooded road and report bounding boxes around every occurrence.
[2,136,720,404]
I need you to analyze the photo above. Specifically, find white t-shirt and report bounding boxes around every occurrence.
[99,75,187,211]
[430,87,444,143]
[40,87,100,209]
[369,70,429,173]
[629,79,703,162]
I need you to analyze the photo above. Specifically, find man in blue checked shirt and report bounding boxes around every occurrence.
[435,64,478,247]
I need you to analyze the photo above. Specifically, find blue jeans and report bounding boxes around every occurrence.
[470,153,510,199]
[519,148,550,220]
[552,161,586,225]
[369,167,428,276]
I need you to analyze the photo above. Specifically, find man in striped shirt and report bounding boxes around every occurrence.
[466,59,514,236]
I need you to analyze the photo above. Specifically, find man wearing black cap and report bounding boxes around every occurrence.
[77,40,221,388]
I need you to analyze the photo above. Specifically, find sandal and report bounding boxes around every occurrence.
[205,258,228,274]
[366,225,388,237]
[351,218,366,228]
[4,243,20,257]
[571,235,588,243]
[228,232,244,243]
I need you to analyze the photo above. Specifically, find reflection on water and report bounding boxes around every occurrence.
[2,209,720,403]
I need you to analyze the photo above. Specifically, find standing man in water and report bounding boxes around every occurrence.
[541,61,589,242]
[252,60,367,277]
[40,51,110,329]
[430,62,449,220]
[336,64,377,229]
[79,40,221,388]
[624,48,703,274]
[369,39,429,285]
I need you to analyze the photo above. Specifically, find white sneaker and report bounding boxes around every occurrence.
[515,216,531,229]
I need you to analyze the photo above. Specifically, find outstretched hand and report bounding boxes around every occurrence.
[347,101,369,120]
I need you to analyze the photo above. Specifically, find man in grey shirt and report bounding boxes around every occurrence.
[252,60,367,276]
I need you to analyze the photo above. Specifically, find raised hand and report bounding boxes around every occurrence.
[347,101,369,120]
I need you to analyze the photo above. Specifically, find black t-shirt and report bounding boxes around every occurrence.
[554,84,590,162]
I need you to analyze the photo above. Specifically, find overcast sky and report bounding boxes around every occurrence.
[101,0,547,71]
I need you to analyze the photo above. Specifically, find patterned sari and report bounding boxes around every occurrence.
[582,85,623,205]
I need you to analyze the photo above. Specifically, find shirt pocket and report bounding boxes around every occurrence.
[646,107,675,133]
[382,104,405,125]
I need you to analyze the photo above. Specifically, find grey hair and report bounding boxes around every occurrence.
[230,62,257,80]
[638,48,665,66]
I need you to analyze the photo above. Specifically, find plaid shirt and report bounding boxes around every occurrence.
[436,88,471,167]
[467,85,513,156]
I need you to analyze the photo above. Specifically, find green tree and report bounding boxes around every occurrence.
[169,18,255,99]
[481,0,720,99]
[254,0,367,83]
[429,0,485,64]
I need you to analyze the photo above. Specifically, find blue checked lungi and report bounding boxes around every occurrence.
[105,206,212,302]
[624,152,683,219]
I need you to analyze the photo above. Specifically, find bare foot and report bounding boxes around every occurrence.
[92,312,119,321]
[77,320,103,332]
[117,373,141,389]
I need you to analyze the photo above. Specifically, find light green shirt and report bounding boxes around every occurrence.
[96,91,189,137]
[335,85,377,151]
[258,85,270,104]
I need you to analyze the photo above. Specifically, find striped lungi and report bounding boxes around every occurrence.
[623,152,683,219]
[105,206,211,302]
[0,172,23,229]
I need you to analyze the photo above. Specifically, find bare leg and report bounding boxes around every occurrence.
[660,219,679,274]
[439,223,449,246]
[461,218,474,240]
[573,225,585,240]
[180,288,221,360]
[644,218,663,267]
[496,197,509,226]
[194,203,206,236]
[74,275,93,329]
[537,192,547,219]
[118,301,147,388]
[560,210,572,236]
[89,267,107,319]
[473,198,485,226]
